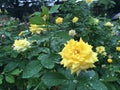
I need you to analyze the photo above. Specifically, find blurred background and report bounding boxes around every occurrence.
[0,0,120,21]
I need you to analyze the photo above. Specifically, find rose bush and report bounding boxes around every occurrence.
[0,0,120,90]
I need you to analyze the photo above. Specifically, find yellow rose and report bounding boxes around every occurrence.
[86,0,93,4]
[13,38,31,52]
[107,58,112,63]
[55,17,63,24]
[59,38,98,75]
[29,24,46,34]
[72,17,79,23]
[116,47,120,51]
[96,46,105,54]
[69,30,76,37]
[104,22,113,27]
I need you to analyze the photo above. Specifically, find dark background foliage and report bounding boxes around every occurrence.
[0,0,120,21]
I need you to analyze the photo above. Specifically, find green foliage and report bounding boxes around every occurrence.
[22,60,42,78]
[49,5,60,14]
[0,0,120,90]
[5,74,15,83]
[41,72,67,87]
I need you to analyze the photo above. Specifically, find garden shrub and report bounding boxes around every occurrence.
[0,0,120,90]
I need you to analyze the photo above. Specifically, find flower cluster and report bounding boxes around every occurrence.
[59,38,98,75]
[13,38,31,52]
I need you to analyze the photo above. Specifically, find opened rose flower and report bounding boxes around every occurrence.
[55,17,63,24]
[72,17,79,23]
[59,38,98,75]
[29,24,46,34]
[13,38,31,52]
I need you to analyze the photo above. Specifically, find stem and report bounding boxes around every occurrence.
[33,82,41,90]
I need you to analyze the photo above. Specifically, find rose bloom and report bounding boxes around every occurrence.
[86,0,93,4]
[59,38,98,75]
[13,38,31,52]
[107,58,113,63]
[104,22,114,27]
[29,24,46,34]
[116,47,120,51]
[96,46,105,54]
[72,17,79,23]
[69,30,76,37]
[55,17,63,24]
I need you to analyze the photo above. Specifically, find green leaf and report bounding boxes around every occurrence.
[11,69,22,75]
[29,34,41,41]
[49,5,60,14]
[77,83,93,90]
[0,63,3,66]
[22,60,42,78]
[50,31,71,52]
[41,72,67,87]
[30,15,44,25]
[38,54,54,69]
[76,71,105,90]
[89,80,108,90]
[40,48,50,54]
[104,82,117,90]
[102,76,118,82]
[0,75,3,85]
[57,68,74,79]
[4,62,18,72]
[11,50,18,58]
[42,6,49,15]
[59,80,76,90]
[27,78,42,90]
[53,30,71,40]
[5,75,15,83]
[33,81,47,90]
[77,70,98,80]
[27,47,41,59]
[37,36,50,45]
[30,12,41,17]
